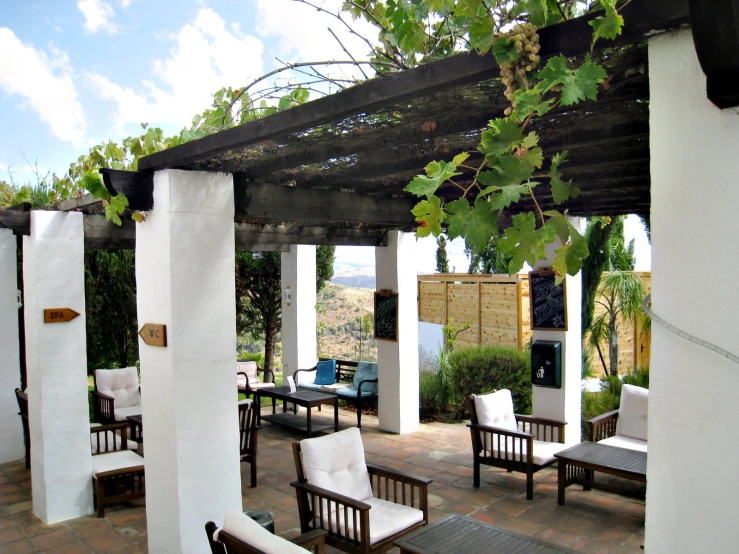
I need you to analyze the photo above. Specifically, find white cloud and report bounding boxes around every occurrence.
[0,29,86,145]
[88,8,264,129]
[77,0,117,34]
[119,0,132,7]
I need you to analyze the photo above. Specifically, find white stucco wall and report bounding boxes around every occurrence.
[531,218,582,446]
[136,170,242,554]
[646,29,739,552]
[0,229,24,463]
[23,211,92,522]
[418,321,444,369]
[376,231,419,434]
[281,245,317,382]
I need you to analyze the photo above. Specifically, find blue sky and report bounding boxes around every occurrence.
[0,1,650,273]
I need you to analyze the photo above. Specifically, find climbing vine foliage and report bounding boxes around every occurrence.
[342,0,627,282]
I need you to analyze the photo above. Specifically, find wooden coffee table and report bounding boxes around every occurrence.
[555,442,647,506]
[255,386,338,438]
[394,514,575,553]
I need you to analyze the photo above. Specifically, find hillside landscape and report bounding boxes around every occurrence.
[317,283,378,361]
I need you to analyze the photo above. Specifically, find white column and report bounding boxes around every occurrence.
[646,29,739,553]
[281,245,317,381]
[376,231,419,434]
[23,211,92,522]
[531,217,582,446]
[0,229,24,464]
[136,170,241,554]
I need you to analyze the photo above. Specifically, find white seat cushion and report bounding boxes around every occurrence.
[221,510,309,553]
[90,430,137,453]
[320,497,424,545]
[114,405,142,421]
[95,367,140,409]
[238,398,253,406]
[473,389,518,432]
[91,450,144,476]
[616,384,649,441]
[300,427,373,502]
[237,361,261,384]
[599,435,648,453]
[481,438,568,466]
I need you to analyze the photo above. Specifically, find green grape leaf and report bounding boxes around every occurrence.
[446,197,499,252]
[480,117,523,158]
[522,131,539,150]
[131,211,146,223]
[514,0,548,28]
[104,204,122,226]
[544,211,590,278]
[498,213,556,274]
[492,37,519,67]
[522,146,543,169]
[478,154,533,190]
[589,1,624,46]
[540,54,606,105]
[480,182,531,211]
[511,90,556,121]
[452,152,470,166]
[411,195,444,237]
[404,160,461,198]
[456,0,483,17]
[80,172,111,201]
[468,18,495,54]
[548,150,580,203]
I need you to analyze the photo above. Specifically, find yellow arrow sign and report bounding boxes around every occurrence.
[43,308,80,323]
[139,323,167,347]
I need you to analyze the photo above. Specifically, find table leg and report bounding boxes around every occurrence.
[558,459,567,506]
[256,393,262,426]
[334,400,339,432]
[307,405,312,438]
[584,469,594,491]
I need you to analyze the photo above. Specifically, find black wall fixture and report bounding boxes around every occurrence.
[690,0,739,109]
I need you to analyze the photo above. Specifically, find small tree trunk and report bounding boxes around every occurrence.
[263,316,276,380]
[608,315,619,377]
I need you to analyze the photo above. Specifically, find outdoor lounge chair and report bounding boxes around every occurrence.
[291,427,431,554]
[90,423,145,517]
[237,360,275,402]
[205,510,327,554]
[589,384,648,452]
[238,399,260,488]
[466,390,567,500]
[15,388,30,469]
[91,367,142,424]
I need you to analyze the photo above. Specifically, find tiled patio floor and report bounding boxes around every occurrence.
[0,408,645,553]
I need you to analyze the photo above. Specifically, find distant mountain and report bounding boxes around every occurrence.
[331,267,376,289]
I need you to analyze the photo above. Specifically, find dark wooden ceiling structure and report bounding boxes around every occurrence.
[0,0,693,250]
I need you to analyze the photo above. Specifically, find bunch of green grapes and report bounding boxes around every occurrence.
[498,23,540,116]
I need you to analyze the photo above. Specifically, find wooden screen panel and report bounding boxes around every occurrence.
[480,283,519,348]
[418,282,445,324]
[448,284,479,346]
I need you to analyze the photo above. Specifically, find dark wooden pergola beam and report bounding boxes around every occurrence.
[137,0,689,173]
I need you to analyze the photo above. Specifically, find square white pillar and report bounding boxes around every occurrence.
[646,29,739,552]
[23,211,92,522]
[0,229,24,464]
[136,170,241,554]
[281,245,317,380]
[531,217,582,446]
[376,231,419,434]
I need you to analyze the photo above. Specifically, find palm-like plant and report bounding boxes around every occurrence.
[587,271,649,376]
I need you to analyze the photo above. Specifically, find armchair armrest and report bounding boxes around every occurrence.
[293,366,318,385]
[367,463,431,521]
[291,480,371,512]
[91,390,116,424]
[467,422,535,465]
[292,528,327,553]
[260,366,275,384]
[357,379,378,396]
[237,371,248,389]
[515,414,567,444]
[588,409,620,442]
[90,423,130,453]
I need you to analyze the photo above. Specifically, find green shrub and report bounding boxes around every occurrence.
[581,367,650,440]
[448,345,532,415]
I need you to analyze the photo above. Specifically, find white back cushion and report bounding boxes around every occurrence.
[237,361,260,383]
[300,427,373,501]
[473,389,518,433]
[222,510,308,554]
[95,367,140,408]
[616,384,649,441]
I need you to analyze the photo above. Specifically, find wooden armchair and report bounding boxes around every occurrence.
[588,384,648,453]
[237,360,276,402]
[15,388,30,469]
[466,391,567,500]
[90,423,145,517]
[91,367,141,424]
[205,511,327,553]
[238,400,260,488]
[291,428,431,554]
[589,409,619,442]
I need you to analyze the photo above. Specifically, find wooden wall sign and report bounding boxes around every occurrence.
[529,270,568,331]
[43,308,80,323]
[374,289,399,342]
[138,323,167,347]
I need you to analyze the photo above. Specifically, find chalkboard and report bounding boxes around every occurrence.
[529,271,568,330]
[374,291,399,342]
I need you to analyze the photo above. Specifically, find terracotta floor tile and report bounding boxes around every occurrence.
[2,539,35,554]
[0,526,23,545]
[81,530,128,552]
[29,529,78,551]
[69,520,115,539]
